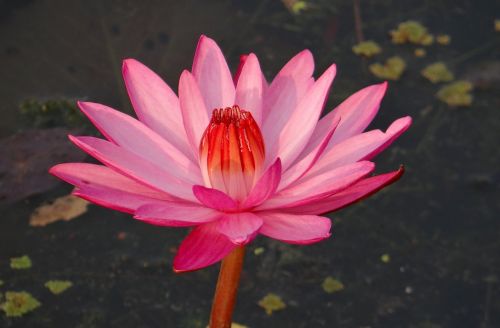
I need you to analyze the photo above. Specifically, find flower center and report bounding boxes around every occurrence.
[199,105,265,200]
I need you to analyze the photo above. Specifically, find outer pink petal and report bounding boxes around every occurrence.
[173,222,236,272]
[242,158,282,208]
[312,82,388,148]
[49,163,171,213]
[192,185,238,211]
[234,54,268,91]
[178,70,210,159]
[192,35,235,110]
[257,212,331,244]
[77,101,201,184]
[216,212,263,245]
[278,116,340,190]
[122,59,192,160]
[283,166,405,215]
[258,161,375,211]
[263,49,314,122]
[69,136,196,201]
[305,116,411,178]
[235,53,264,125]
[274,64,337,169]
[134,202,221,227]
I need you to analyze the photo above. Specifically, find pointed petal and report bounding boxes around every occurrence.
[313,82,388,148]
[217,212,263,245]
[192,35,235,110]
[192,185,238,211]
[305,116,411,178]
[134,202,221,227]
[258,212,331,244]
[262,50,315,156]
[235,53,264,124]
[283,166,405,215]
[69,136,196,201]
[274,64,337,169]
[242,158,282,208]
[173,223,236,272]
[179,70,210,158]
[49,163,171,213]
[77,101,201,184]
[258,161,375,211]
[122,59,192,159]
[278,116,340,190]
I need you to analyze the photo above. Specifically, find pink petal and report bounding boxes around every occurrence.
[242,158,282,208]
[69,136,196,201]
[233,54,248,85]
[178,70,210,158]
[173,222,236,272]
[216,212,263,245]
[263,50,314,121]
[258,212,331,244]
[235,53,264,125]
[278,116,340,190]
[50,163,171,213]
[283,166,405,215]
[77,101,201,184]
[258,161,375,211]
[305,116,411,178]
[192,35,235,110]
[134,202,221,227]
[312,82,388,148]
[122,59,192,160]
[274,64,337,169]
[192,185,238,211]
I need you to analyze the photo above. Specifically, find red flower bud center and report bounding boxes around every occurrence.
[199,105,265,200]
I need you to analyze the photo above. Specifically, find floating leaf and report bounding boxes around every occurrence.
[258,293,286,315]
[414,48,426,58]
[352,40,382,58]
[421,62,454,83]
[30,195,89,227]
[10,255,32,270]
[390,21,434,46]
[1,291,41,317]
[282,0,308,14]
[322,276,345,294]
[254,247,265,256]
[369,56,406,80]
[45,280,73,295]
[380,254,391,263]
[436,81,473,107]
[231,323,248,328]
[436,34,451,45]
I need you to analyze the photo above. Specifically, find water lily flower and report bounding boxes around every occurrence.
[50,35,411,273]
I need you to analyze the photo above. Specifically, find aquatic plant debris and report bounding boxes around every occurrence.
[352,40,382,58]
[1,291,41,317]
[380,254,391,263]
[29,194,89,227]
[414,48,426,57]
[322,276,345,294]
[390,21,434,45]
[436,80,473,106]
[230,323,248,328]
[254,247,265,255]
[10,255,32,269]
[421,62,454,83]
[258,293,286,315]
[495,19,500,32]
[436,34,451,45]
[44,280,73,295]
[369,56,406,80]
[281,0,308,14]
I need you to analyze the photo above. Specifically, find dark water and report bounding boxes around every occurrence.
[1,0,499,327]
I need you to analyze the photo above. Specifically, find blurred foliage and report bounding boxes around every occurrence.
[44,280,73,295]
[369,56,406,80]
[19,99,87,129]
[10,255,32,270]
[436,80,473,106]
[421,62,454,83]
[352,40,382,58]
[1,291,41,317]
[390,20,434,46]
[258,293,286,315]
[322,276,345,294]
[436,34,451,45]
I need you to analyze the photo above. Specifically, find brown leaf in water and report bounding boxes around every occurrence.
[29,195,88,227]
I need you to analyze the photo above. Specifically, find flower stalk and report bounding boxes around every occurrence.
[209,246,245,328]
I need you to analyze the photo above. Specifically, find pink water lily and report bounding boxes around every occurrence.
[50,35,411,272]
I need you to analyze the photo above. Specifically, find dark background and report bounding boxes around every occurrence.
[1,0,499,327]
